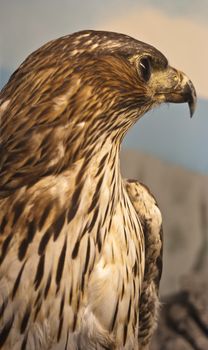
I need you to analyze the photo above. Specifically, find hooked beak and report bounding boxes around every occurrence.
[154,67,197,118]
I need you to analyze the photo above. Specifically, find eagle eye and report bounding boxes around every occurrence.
[139,57,151,82]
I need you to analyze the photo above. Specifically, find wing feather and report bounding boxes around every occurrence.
[124,179,163,347]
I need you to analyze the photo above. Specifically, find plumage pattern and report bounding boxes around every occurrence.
[0,30,196,349]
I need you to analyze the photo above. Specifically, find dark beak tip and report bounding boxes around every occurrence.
[189,100,196,118]
[186,80,197,118]
[188,92,197,118]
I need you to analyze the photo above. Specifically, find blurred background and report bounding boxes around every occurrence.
[0,1,208,348]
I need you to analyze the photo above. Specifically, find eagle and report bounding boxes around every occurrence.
[0,30,196,350]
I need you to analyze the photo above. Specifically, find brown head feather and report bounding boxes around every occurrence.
[0,30,195,196]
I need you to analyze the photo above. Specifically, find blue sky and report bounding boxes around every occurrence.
[0,0,207,173]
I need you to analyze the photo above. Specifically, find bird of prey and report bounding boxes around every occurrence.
[0,30,196,350]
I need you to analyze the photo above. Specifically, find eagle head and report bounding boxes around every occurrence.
[0,30,196,194]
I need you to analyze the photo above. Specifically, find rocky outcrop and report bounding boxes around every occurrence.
[151,275,208,350]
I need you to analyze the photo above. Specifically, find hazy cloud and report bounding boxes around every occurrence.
[0,1,207,67]
[138,0,208,22]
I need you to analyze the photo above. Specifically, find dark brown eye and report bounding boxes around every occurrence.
[139,57,151,82]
